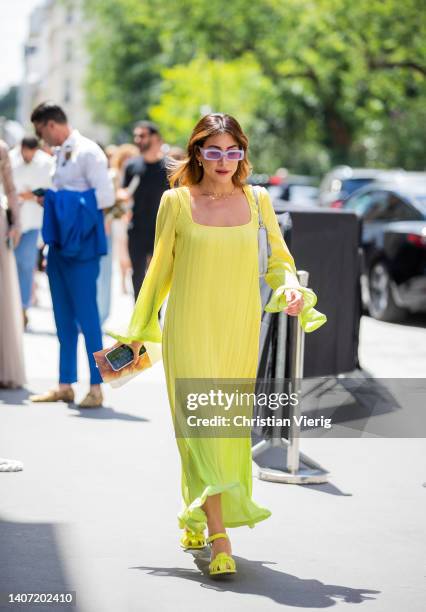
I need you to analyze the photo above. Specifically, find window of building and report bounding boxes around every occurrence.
[63,79,72,104]
[65,5,73,24]
[65,39,72,62]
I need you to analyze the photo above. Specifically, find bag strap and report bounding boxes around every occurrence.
[251,185,264,228]
[252,185,272,259]
[173,186,185,217]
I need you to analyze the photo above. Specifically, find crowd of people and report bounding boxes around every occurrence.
[0,101,179,405]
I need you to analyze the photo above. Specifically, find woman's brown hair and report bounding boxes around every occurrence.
[167,113,252,188]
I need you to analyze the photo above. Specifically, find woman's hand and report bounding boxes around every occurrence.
[283,289,304,316]
[130,341,144,365]
[18,190,36,201]
[116,187,131,203]
[110,340,144,366]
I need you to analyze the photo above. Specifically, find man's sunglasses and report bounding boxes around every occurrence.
[199,147,244,161]
[134,132,151,140]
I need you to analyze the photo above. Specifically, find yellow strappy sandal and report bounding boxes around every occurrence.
[207,532,237,577]
[180,528,206,550]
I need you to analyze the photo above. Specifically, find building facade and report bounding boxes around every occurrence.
[18,0,110,144]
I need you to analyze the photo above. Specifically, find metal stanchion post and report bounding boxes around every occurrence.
[286,270,308,473]
[252,270,329,484]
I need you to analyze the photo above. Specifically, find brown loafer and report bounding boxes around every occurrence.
[29,388,74,403]
[78,390,103,408]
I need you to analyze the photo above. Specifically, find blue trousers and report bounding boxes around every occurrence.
[47,247,103,384]
[14,229,39,309]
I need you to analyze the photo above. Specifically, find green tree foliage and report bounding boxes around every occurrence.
[85,0,425,173]
[84,1,164,137]
[149,55,270,141]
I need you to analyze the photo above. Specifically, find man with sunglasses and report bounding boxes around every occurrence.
[119,120,169,300]
[29,102,114,408]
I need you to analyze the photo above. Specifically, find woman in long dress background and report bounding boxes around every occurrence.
[0,140,26,389]
[110,113,326,577]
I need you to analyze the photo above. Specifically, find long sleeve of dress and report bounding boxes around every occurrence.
[0,141,20,231]
[259,187,327,333]
[107,189,178,344]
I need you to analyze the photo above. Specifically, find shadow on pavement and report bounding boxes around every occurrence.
[0,390,150,422]
[70,406,149,423]
[0,518,82,612]
[131,548,380,607]
[295,481,353,496]
[0,388,31,406]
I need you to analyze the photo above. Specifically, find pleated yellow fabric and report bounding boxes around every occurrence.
[109,184,327,532]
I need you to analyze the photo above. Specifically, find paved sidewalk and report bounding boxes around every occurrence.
[0,269,425,612]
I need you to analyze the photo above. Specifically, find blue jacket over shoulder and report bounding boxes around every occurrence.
[42,188,107,260]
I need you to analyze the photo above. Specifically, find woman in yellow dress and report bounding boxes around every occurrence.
[109,113,326,577]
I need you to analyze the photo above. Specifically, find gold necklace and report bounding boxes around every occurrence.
[201,187,236,201]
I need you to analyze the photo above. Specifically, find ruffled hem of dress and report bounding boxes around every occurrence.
[106,309,164,345]
[177,481,272,532]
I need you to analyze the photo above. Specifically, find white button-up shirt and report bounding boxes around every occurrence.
[52,129,114,209]
[9,147,53,233]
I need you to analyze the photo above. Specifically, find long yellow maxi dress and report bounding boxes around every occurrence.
[110,184,327,533]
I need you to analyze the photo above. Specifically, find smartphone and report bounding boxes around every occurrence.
[32,188,46,197]
[105,344,146,371]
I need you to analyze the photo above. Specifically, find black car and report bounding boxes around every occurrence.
[341,178,426,321]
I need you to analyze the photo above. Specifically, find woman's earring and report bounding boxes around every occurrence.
[198,161,202,166]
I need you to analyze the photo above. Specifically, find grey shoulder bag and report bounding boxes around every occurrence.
[251,185,271,277]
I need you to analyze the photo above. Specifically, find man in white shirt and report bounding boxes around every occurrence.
[29,102,114,408]
[10,136,53,326]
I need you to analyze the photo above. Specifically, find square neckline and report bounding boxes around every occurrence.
[185,184,254,228]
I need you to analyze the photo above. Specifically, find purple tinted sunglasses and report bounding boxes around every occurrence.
[199,147,245,161]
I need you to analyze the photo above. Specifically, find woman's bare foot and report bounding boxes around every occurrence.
[202,492,233,560]
[209,533,232,560]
